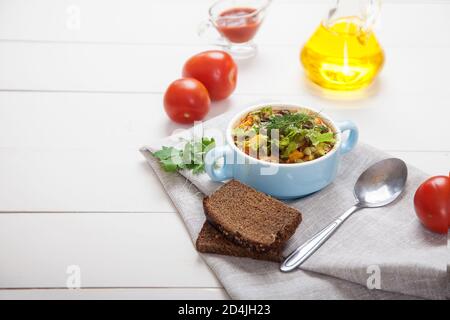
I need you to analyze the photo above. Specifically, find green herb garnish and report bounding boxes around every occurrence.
[266,112,312,133]
[153,137,215,174]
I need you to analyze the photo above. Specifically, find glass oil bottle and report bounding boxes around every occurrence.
[301,0,384,90]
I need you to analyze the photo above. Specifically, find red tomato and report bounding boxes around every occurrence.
[413,174,449,234]
[163,78,210,124]
[182,50,237,101]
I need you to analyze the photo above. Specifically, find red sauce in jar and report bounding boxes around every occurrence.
[216,7,261,43]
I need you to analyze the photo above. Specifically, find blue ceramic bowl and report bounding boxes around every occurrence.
[204,103,358,199]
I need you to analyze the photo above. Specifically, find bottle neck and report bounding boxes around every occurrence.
[325,0,381,31]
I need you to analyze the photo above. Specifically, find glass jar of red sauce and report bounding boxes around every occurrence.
[199,0,271,59]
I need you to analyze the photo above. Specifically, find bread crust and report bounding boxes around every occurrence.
[196,222,283,262]
[203,180,302,253]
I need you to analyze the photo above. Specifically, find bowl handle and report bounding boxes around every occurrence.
[336,121,359,155]
[204,145,234,181]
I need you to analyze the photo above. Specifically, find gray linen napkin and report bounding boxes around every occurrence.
[141,111,447,300]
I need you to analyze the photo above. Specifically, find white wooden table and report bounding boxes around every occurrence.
[0,0,449,300]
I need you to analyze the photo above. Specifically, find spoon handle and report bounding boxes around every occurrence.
[280,204,360,272]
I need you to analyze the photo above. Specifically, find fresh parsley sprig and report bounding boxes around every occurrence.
[153,137,215,174]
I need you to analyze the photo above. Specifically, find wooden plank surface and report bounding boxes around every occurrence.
[0,212,220,288]
[0,1,447,48]
[0,43,448,96]
[0,0,448,299]
[0,288,229,300]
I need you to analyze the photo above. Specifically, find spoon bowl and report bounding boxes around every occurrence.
[355,158,408,208]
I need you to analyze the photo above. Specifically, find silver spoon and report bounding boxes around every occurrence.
[280,158,408,272]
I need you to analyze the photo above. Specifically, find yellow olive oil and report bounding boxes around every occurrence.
[301,17,384,90]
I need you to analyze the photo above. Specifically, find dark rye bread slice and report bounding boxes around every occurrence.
[196,222,283,262]
[203,180,301,253]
